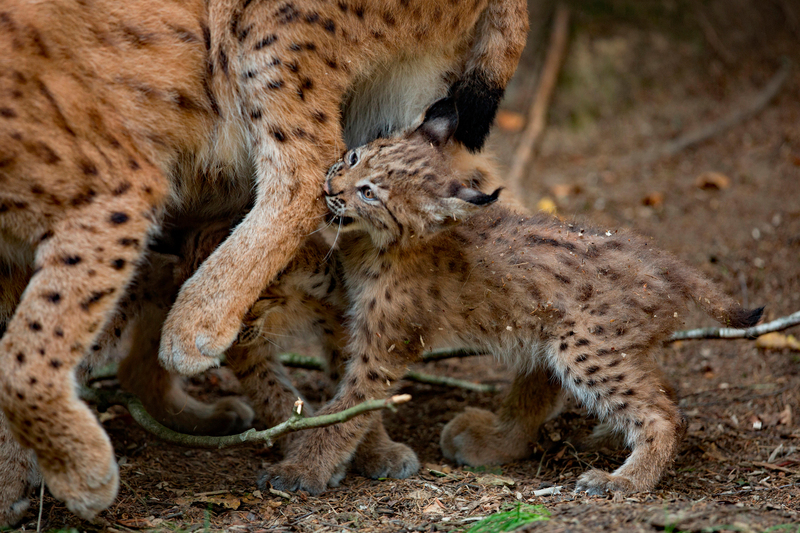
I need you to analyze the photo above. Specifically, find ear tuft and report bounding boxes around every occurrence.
[417,97,459,147]
[454,186,502,206]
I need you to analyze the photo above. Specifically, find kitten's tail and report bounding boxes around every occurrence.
[663,257,764,329]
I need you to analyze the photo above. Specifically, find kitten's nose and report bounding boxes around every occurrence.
[323,180,332,195]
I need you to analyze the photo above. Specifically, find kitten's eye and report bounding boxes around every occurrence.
[347,150,359,167]
[358,185,376,201]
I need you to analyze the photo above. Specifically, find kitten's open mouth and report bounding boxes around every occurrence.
[327,214,355,226]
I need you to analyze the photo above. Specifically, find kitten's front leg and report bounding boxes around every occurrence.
[264,338,421,493]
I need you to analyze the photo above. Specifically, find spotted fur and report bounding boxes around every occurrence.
[0,0,528,523]
[264,99,763,496]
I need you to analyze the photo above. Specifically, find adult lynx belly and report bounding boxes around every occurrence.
[0,0,528,525]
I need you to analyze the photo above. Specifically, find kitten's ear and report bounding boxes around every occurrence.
[438,183,502,222]
[452,186,502,206]
[417,97,459,147]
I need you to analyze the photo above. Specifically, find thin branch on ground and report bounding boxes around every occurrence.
[656,58,791,158]
[80,386,410,449]
[669,309,800,341]
[404,370,498,393]
[507,4,570,195]
[278,350,495,392]
[695,7,736,66]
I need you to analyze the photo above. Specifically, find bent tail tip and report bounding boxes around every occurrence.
[729,305,765,328]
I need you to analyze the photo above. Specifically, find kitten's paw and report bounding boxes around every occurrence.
[574,469,636,496]
[258,462,330,496]
[159,291,240,375]
[209,397,255,435]
[441,408,528,466]
[169,397,254,436]
[353,441,420,480]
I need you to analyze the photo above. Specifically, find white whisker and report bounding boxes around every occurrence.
[323,216,343,262]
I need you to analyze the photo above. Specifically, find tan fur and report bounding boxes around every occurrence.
[264,103,762,496]
[0,0,528,523]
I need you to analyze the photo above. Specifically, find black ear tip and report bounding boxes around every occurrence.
[466,187,502,206]
[424,97,459,123]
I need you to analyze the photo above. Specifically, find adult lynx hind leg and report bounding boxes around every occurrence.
[0,261,41,528]
[160,0,529,376]
[0,181,167,519]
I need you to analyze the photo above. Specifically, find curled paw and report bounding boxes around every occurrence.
[440,408,528,466]
[258,462,331,496]
[574,469,636,496]
[159,287,241,376]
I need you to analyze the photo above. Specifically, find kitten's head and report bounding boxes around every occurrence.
[324,98,501,249]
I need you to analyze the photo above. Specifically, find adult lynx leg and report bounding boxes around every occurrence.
[0,263,40,527]
[440,367,563,466]
[117,305,254,437]
[0,192,161,519]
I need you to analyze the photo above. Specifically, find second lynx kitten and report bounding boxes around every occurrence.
[266,99,763,495]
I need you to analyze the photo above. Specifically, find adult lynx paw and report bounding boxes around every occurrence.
[259,462,332,496]
[41,436,119,520]
[159,284,241,376]
[440,408,529,466]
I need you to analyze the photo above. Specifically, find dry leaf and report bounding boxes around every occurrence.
[495,110,525,132]
[117,516,157,529]
[408,489,432,500]
[641,192,664,206]
[475,474,516,487]
[779,405,793,427]
[536,197,557,214]
[422,498,446,514]
[695,171,731,190]
[176,493,241,510]
[550,184,579,199]
[756,332,800,351]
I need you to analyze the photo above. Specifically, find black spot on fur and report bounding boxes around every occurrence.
[63,255,82,266]
[575,338,590,347]
[50,359,62,369]
[28,321,41,332]
[109,212,129,225]
[255,34,277,49]
[113,182,132,196]
[559,342,568,351]
[586,365,600,375]
[575,354,587,363]
[111,259,126,270]
[16,352,25,364]
[80,289,114,311]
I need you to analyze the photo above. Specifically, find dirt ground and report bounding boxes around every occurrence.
[12,1,800,531]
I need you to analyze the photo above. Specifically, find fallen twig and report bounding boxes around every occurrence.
[404,370,498,393]
[507,4,571,195]
[656,58,791,158]
[80,386,410,449]
[670,309,800,342]
[278,349,495,392]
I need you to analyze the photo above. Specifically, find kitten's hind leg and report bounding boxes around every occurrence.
[441,366,563,466]
[566,349,683,494]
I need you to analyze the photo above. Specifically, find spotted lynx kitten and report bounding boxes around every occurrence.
[265,99,763,495]
[0,0,527,522]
